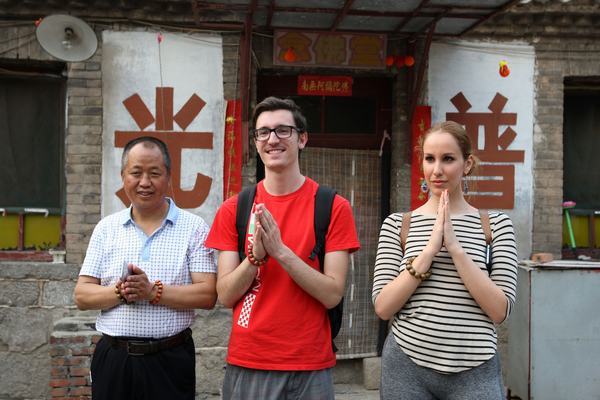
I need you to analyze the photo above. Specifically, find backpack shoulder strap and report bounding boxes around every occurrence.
[479,209,492,245]
[479,209,493,274]
[310,185,337,271]
[236,185,257,261]
[311,185,342,352]
[400,212,412,254]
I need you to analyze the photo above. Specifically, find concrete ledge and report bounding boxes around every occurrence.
[53,315,98,333]
[0,261,80,280]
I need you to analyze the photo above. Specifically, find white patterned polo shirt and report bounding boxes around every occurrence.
[80,198,216,338]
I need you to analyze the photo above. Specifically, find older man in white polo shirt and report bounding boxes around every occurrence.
[74,136,217,400]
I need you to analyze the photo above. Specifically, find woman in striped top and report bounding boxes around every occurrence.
[372,121,518,400]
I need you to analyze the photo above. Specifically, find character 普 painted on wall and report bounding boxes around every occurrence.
[447,92,525,209]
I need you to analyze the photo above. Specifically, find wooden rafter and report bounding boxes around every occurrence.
[189,1,490,19]
[394,0,429,34]
[239,0,258,163]
[330,0,354,32]
[266,0,275,29]
[409,19,437,124]
[408,10,445,42]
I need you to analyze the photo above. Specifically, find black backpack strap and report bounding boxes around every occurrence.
[309,185,337,268]
[479,209,493,275]
[309,185,340,351]
[236,185,257,262]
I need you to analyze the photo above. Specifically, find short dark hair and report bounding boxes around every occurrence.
[121,136,171,175]
[251,96,307,133]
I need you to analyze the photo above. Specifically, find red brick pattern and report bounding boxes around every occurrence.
[49,334,101,399]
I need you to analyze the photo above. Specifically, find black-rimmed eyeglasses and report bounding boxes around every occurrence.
[251,125,302,142]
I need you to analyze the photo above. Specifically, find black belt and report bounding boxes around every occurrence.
[103,328,192,356]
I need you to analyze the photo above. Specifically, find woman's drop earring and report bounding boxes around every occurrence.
[463,178,469,194]
[420,179,429,193]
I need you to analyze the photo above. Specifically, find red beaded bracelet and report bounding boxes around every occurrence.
[150,280,163,305]
[247,242,268,266]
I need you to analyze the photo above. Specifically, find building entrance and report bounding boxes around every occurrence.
[257,74,392,358]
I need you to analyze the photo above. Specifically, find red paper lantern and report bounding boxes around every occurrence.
[499,60,510,77]
[405,55,415,67]
[283,47,297,63]
[385,55,395,67]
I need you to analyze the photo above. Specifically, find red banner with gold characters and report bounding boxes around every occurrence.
[224,99,242,200]
[410,105,431,210]
[298,75,353,97]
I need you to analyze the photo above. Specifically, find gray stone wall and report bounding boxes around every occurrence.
[0,262,81,399]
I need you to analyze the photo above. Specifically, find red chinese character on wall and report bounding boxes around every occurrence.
[115,87,213,209]
[446,92,525,209]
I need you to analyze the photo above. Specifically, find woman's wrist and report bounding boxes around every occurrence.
[405,257,432,280]
[446,242,464,257]
[411,254,432,274]
[420,245,438,260]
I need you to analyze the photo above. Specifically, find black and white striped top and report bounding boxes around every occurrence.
[372,212,518,374]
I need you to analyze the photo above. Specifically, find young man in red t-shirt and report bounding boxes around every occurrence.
[206,97,360,399]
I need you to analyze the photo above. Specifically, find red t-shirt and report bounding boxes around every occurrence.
[206,177,360,370]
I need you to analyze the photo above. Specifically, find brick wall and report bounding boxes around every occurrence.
[49,318,101,399]
[64,35,104,265]
[530,40,600,255]
[0,24,103,265]
[2,25,238,266]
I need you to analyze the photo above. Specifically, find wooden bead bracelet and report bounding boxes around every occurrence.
[405,257,432,280]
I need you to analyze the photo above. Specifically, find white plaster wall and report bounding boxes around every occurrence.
[428,40,535,259]
[101,30,224,224]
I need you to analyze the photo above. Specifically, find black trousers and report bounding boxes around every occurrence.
[91,333,196,400]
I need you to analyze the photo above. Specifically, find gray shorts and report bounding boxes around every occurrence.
[381,333,504,400]
[222,364,335,400]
